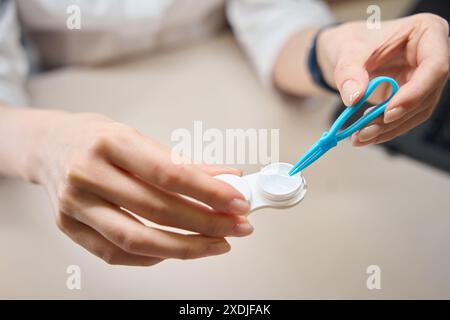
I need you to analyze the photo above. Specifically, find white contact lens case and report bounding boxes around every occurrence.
[216,163,307,213]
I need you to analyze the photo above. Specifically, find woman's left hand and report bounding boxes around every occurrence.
[318,13,450,146]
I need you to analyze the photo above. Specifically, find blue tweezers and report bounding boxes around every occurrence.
[289,76,400,176]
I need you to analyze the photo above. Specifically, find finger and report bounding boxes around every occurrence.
[354,89,439,144]
[334,45,371,106]
[373,108,432,144]
[171,155,243,176]
[355,89,437,143]
[56,213,163,266]
[105,133,250,215]
[69,162,254,237]
[384,23,449,123]
[64,192,232,259]
[352,107,431,147]
[195,164,243,177]
[377,90,439,134]
[350,106,396,143]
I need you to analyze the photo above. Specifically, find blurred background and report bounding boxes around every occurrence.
[1,0,449,299]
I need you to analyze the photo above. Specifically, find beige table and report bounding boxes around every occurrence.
[2,0,450,299]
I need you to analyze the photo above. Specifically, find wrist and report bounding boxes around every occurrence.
[0,106,65,184]
[24,109,71,185]
[316,25,339,90]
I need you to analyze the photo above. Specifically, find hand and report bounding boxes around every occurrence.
[28,111,252,266]
[318,13,449,146]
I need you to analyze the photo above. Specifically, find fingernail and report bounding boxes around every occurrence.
[228,198,250,215]
[342,80,361,106]
[358,125,382,142]
[351,133,358,144]
[232,221,254,237]
[364,106,375,115]
[206,240,231,255]
[384,107,406,123]
[228,168,243,176]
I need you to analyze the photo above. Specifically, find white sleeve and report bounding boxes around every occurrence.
[0,0,29,106]
[227,0,334,85]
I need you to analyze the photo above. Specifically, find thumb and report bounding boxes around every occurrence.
[334,50,370,107]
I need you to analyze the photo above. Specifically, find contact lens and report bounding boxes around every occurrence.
[257,163,302,201]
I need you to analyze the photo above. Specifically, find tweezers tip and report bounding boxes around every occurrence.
[288,167,299,176]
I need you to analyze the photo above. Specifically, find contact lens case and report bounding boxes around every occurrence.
[216,163,307,213]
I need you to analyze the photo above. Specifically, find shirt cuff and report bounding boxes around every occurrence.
[228,1,335,86]
[0,81,29,107]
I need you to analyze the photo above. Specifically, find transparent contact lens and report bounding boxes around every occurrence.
[257,163,302,201]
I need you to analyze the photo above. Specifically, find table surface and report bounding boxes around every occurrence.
[2,0,450,299]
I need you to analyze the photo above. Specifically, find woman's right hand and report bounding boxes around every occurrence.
[26,111,252,266]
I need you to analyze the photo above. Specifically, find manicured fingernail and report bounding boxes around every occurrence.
[228,198,250,215]
[206,240,231,255]
[364,106,375,115]
[342,80,361,106]
[358,125,382,142]
[232,221,254,237]
[228,168,243,176]
[351,133,358,144]
[384,107,406,123]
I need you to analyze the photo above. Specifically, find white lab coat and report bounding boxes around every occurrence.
[0,0,333,106]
